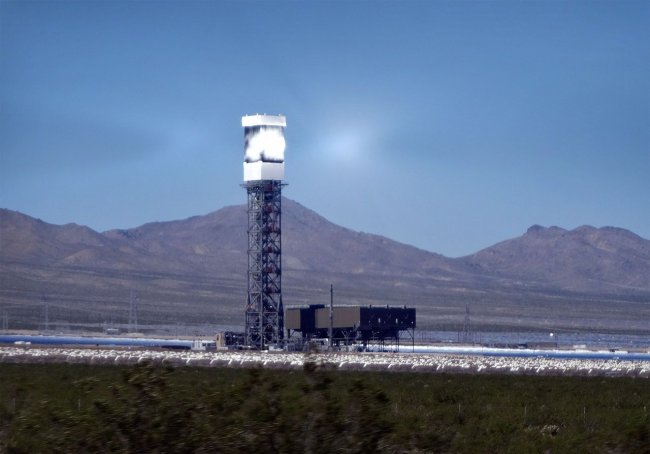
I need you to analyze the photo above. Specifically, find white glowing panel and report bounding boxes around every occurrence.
[243,161,284,181]
[242,114,286,181]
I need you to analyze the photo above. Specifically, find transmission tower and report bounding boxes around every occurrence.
[461,304,474,344]
[42,296,49,332]
[128,292,139,333]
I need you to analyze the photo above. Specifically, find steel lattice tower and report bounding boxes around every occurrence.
[244,180,284,348]
[241,114,287,349]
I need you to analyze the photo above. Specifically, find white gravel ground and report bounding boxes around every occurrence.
[1,346,648,377]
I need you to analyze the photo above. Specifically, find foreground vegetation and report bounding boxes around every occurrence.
[1,360,648,453]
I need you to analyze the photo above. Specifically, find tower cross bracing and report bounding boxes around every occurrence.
[245,180,284,348]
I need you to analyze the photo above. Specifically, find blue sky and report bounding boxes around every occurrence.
[1,0,648,257]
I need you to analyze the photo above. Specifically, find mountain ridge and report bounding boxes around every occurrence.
[2,202,649,293]
[1,201,649,333]
[464,223,650,293]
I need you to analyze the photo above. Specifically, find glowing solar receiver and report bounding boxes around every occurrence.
[242,114,286,181]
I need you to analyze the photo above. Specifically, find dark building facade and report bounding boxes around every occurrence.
[286,305,416,348]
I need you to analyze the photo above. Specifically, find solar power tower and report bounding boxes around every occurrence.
[241,114,287,349]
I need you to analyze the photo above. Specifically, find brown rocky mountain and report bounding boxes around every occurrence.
[1,201,649,334]
[1,209,115,265]
[100,199,463,279]
[463,224,650,294]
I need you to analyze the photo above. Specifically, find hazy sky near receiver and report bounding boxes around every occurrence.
[1,0,648,257]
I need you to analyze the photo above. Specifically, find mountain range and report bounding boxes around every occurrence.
[1,199,649,334]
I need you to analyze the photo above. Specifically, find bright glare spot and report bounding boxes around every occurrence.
[325,131,365,163]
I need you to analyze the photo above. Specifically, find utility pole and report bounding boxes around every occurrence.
[1,311,8,331]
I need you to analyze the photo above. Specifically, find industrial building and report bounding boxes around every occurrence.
[286,304,416,350]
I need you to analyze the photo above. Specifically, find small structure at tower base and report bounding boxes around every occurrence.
[286,305,416,351]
